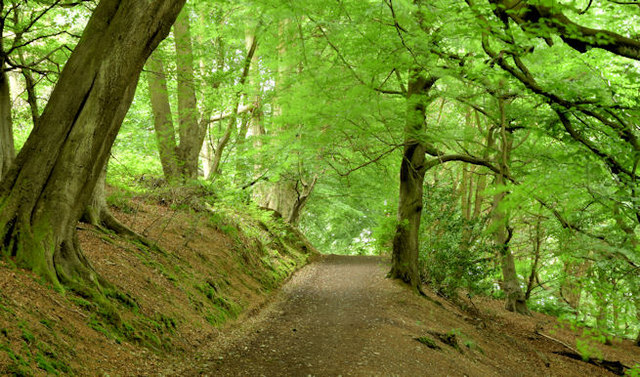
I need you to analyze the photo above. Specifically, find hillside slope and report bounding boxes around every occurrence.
[0,193,317,376]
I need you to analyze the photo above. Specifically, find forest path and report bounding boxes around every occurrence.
[175,254,625,377]
[182,254,472,376]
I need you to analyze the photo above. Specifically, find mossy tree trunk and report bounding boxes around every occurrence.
[0,0,185,290]
[389,70,437,292]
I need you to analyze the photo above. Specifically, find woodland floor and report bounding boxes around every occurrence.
[176,254,640,377]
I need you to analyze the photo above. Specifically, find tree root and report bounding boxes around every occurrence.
[536,331,630,376]
[84,206,167,255]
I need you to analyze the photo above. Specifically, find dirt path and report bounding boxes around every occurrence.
[177,254,630,377]
[188,254,433,376]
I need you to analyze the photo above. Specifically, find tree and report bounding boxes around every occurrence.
[388,71,437,291]
[0,0,185,290]
[490,94,529,314]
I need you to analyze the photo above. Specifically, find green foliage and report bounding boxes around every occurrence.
[627,365,640,377]
[418,182,495,297]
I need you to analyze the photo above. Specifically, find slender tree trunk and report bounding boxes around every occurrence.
[146,54,179,181]
[473,112,491,219]
[210,30,258,177]
[0,10,15,181]
[525,214,542,300]
[174,7,203,180]
[461,165,470,217]
[0,0,184,289]
[0,67,14,182]
[12,10,40,128]
[493,96,529,314]
[560,261,586,313]
[635,302,640,346]
[389,71,437,292]
[235,27,262,184]
[234,112,252,183]
[20,64,39,127]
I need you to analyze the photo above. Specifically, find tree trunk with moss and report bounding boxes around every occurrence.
[0,0,184,290]
[389,71,437,292]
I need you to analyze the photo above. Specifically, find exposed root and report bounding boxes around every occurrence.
[537,331,630,376]
[83,201,166,255]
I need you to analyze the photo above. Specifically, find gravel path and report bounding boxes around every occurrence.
[175,254,626,377]
[197,254,434,376]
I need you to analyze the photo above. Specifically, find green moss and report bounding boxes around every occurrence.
[88,315,118,341]
[18,323,35,345]
[106,289,139,312]
[464,339,484,354]
[67,296,94,311]
[38,319,55,330]
[416,336,441,350]
[5,362,33,377]
[35,348,71,375]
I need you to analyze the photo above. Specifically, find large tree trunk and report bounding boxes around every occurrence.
[0,0,185,290]
[146,54,179,181]
[388,71,437,292]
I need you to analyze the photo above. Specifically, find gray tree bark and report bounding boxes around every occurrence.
[0,7,15,182]
[0,0,185,289]
[174,8,204,180]
[0,68,14,182]
[146,54,179,181]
